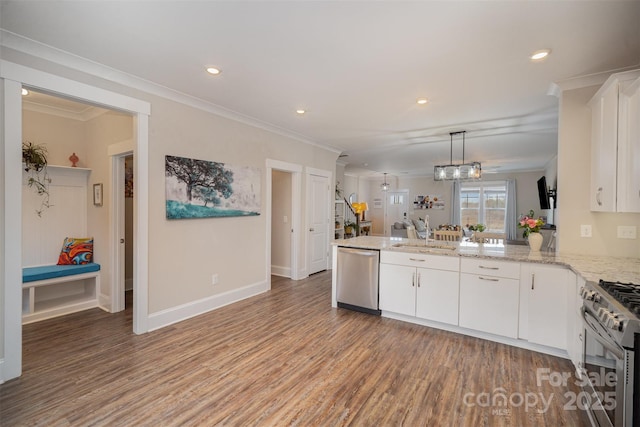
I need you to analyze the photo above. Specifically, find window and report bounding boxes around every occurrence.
[460,181,507,232]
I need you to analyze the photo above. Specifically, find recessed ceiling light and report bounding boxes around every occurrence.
[530,49,551,61]
[21,88,29,96]
[416,98,429,105]
[296,109,306,115]
[206,67,221,75]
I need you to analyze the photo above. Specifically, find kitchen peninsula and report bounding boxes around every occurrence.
[331,236,640,366]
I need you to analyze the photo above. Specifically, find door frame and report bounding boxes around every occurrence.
[305,167,332,275]
[108,141,134,313]
[1,61,150,382]
[265,159,302,283]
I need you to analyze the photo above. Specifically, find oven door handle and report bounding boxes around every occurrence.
[580,306,625,360]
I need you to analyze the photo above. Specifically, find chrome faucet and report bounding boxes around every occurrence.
[424,215,430,244]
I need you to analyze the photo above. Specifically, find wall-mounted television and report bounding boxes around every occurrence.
[537,176,551,210]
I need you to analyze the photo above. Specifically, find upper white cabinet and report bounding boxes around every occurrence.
[618,77,640,212]
[589,69,640,212]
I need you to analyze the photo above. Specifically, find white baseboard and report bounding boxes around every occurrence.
[98,293,112,312]
[147,279,269,332]
[381,311,569,360]
[271,265,291,278]
[0,358,4,384]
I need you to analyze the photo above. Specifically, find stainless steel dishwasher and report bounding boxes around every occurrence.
[336,247,380,315]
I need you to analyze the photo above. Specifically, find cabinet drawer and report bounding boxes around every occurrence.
[381,251,459,271]
[460,258,520,279]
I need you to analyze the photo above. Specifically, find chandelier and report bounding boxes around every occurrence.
[434,131,481,181]
[381,173,390,191]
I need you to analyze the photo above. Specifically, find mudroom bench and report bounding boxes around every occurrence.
[22,263,101,324]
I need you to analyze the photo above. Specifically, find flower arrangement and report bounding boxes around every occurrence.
[518,210,545,238]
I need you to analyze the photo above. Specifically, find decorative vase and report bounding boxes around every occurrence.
[69,152,79,167]
[528,232,543,252]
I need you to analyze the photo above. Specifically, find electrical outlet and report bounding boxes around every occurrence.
[580,225,592,238]
[617,225,637,239]
[211,273,219,285]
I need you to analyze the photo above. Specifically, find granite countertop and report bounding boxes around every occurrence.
[333,236,640,284]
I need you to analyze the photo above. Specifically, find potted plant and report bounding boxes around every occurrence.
[22,141,52,216]
[344,219,355,236]
[518,210,545,251]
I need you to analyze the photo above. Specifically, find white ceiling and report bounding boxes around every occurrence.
[3,1,639,178]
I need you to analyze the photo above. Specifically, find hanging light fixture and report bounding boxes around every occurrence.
[381,173,390,191]
[433,131,481,181]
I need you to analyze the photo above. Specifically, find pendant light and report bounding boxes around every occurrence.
[381,173,390,191]
[433,131,482,181]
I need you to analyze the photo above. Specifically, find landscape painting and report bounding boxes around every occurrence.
[165,155,261,219]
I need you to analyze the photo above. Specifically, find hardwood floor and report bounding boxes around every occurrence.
[1,272,590,426]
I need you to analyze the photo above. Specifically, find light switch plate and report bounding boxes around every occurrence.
[617,225,637,239]
[580,225,592,238]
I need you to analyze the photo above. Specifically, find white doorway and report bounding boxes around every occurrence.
[266,159,302,283]
[385,190,410,234]
[2,63,150,382]
[110,146,134,312]
[271,170,293,278]
[307,168,331,275]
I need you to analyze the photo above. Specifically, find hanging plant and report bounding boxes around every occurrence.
[22,141,52,216]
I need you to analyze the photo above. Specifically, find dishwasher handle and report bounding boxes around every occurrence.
[338,247,379,257]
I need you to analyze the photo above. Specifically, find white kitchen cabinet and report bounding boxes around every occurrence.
[618,76,640,212]
[589,69,640,212]
[379,251,459,325]
[519,263,570,350]
[459,258,520,338]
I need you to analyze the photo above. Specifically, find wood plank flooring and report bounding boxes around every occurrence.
[1,271,590,426]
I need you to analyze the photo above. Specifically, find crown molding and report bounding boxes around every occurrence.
[22,99,108,122]
[0,29,341,155]
[549,64,640,97]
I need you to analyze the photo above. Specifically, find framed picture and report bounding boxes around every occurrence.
[165,155,261,219]
[93,183,103,206]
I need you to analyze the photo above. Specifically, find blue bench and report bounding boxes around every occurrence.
[22,263,101,324]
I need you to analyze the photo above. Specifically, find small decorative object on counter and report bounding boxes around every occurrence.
[518,209,545,252]
[69,152,79,167]
[527,232,543,252]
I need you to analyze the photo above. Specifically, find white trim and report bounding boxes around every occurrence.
[133,113,149,335]
[305,167,333,274]
[147,280,268,331]
[551,65,640,95]
[2,79,24,382]
[1,64,150,382]
[110,152,129,313]
[99,292,111,311]
[271,265,292,278]
[1,60,150,115]
[381,311,568,360]
[265,159,303,282]
[0,30,342,154]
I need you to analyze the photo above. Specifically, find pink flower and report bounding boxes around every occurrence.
[527,218,537,228]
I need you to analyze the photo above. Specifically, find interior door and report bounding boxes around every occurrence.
[308,173,329,274]
[385,190,409,234]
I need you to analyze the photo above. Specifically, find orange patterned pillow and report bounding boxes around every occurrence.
[57,237,94,265]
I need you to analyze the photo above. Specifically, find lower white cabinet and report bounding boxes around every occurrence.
[519,263,570,350]
[459,258,520,338]
[379,251,459,325]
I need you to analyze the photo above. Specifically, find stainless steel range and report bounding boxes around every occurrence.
[580,280,640,427]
